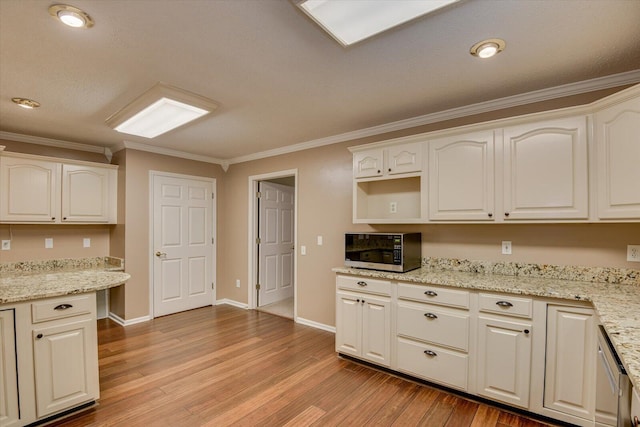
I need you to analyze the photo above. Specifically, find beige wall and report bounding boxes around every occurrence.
[110,149,226,320]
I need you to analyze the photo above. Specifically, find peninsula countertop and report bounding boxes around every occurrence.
[333,264,640,390]
[0,269,130,304]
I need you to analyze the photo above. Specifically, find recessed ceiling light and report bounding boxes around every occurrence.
[12,98,41,109]
[470,38,506,59]
[297,0,460,47]
[48,4,94,29]
[105,83,219,139]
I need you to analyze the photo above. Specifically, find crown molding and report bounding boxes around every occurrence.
[118,140,228,170]
[0,131,113,160]
[227,70,640,165]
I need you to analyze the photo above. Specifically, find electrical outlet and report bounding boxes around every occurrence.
[235,279,241,288]
[390,202,397,213]
[628,245,640,262]
[45,238,53,249]
[502,241,512,255]
[317,235,323,246]
[1,240,10,250]
[300,245,307,255]
[83,238,91,248]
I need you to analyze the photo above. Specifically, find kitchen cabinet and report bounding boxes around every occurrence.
[0,152,117,224]
[0,309,19,427]
[335,276,391,366]
[544,304,596,421]
[476,315,532,408]
[353,141,422,179]
[595,93,640,219]
[502,116,588,220]
[428,130,495,221]
[631,387,640,427]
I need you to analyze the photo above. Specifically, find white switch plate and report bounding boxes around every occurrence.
[628,245,640,262]
[235,279,241,288]
[45,238,53,249]
[317,235,323,246]
[300,245,306,255]
[502,241,512,255]
[390,202,397,213]
[83,238,91,248]
[1,240,10,250]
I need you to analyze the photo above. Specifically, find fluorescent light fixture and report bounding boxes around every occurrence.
[296,0,459,46]
[106,83,219,138]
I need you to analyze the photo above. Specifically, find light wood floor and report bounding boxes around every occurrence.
[49,305,558,427]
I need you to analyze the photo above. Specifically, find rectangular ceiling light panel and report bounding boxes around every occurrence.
[106,83,219,139]
[298,0,459,46]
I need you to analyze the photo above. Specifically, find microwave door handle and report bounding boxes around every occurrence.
[598,345,617,393]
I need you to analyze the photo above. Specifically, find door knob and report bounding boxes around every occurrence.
[155,251,166,257]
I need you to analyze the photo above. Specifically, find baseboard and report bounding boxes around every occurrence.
[108,312,151,326]
[216,298,249,309]
[296,316,336,333]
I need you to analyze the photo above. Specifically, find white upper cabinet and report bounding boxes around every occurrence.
[0,156,60,222]
[0,152,117,224]
[595,93,640,219]
[386,142,422,175]
[502,116,588,220]
[428,131,495,221]
[353,148,384,179]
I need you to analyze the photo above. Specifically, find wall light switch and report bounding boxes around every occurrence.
[502,241,512,255]
[45,238,53,249]
[235,279,241,288]
[300,245,307,255]
[1,240,10,251]
[317,235,323,246]
[83,238,91,248]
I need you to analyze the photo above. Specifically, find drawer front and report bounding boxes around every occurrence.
[397,302,469,351]
[479,293,533,318]
[31,295,93,323]
[337,275,391,296]
[396,338,468,391]
[398,283,469,309]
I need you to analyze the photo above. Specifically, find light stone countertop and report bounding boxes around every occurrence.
[0,269,130,304]
[333,266,640,390]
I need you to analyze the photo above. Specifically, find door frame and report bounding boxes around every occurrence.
[148,170,217,319]
[247,169,298,319]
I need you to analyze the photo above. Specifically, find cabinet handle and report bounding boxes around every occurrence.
[36,333,43,339]
[633,416,638,427]
[424,313,438,319]
[424,290,438,297]
[357,281,368,287]
[388,168,391,172]
[63,217,67,220]
[54,303,73,310]
[51,217,55,220]
[361,300,365,305]
[356,299,360,303]
[504,212,510,217]
[496,301,514,308]
[423,350,437,357]
[524,329,530,335]
[377,170,381,174]
[488,213,493,218]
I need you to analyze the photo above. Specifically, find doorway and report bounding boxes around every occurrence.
[248,170,297,320]
[150,171,216,318]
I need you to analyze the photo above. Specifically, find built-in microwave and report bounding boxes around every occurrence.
[345,232,421,273]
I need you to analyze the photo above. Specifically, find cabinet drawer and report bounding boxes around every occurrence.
[31,295,93,323]
[337,275,391,296]
[397,302,469,351]
[479,293,533,318]
[398,283,469,309]
[396,337,468,390]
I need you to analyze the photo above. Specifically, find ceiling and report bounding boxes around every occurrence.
[1,0,640,164]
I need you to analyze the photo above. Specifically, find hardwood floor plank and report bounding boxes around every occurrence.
[45,306,560,427]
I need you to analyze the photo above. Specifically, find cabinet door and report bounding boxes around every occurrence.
[595,95,640,219]
[544,305,595,421]
[33,318,99,418]
[353,149,384,179]
[0,309,19,427]
[335,292,362,357]
[0,156,60,222]
[62,164,113,223]
[387,142,422,175]
[428,131,495,220]
[502,117,588,220]
[361,296,391,366]
[477,316,532,408]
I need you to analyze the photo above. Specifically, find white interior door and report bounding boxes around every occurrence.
[258,181,294,306]
[153,174,214,317]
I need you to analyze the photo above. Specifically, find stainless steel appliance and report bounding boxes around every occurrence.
[595,325,632,427]
[344,232,421,273]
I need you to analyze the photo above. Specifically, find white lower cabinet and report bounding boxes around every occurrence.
[544,304,596,421]
[1,309,19,427]
[476,316,532,408]
[631,387,640,427]
[336,290,391,367]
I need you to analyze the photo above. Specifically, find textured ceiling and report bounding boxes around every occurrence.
[1,0,640,161]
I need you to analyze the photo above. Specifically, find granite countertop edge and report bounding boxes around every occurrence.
[333,266,640,391]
